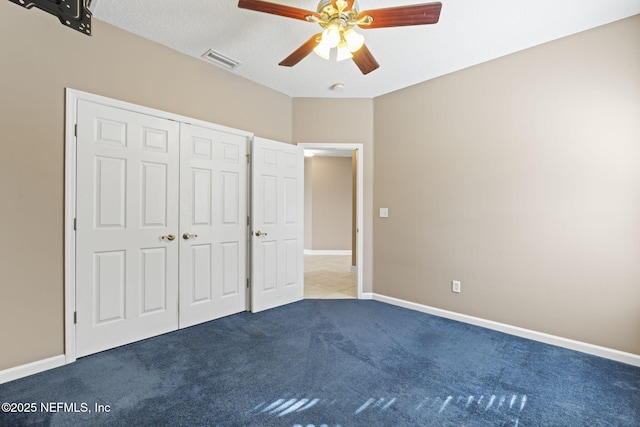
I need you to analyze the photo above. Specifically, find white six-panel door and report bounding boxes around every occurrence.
[251,137,304,312]
[75,100,180,357]
[179,124,248,328]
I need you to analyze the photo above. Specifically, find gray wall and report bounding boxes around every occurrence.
[373,15,640,355]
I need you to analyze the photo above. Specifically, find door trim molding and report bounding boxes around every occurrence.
[304,250,352,256]
[64,88,253,365]
[298,143,365,299]
[64,90,78,364]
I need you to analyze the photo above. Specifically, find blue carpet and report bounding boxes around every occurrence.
[1,300,639,426]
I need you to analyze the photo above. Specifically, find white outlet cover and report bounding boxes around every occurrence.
[379,208,389,218]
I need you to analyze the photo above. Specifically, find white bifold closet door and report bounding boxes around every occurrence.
[75,100,181,357]
[75,101,249,357]
[74,97,301,358]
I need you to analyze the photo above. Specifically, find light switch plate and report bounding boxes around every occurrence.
[452,280,461,293]
[379,208,389,218]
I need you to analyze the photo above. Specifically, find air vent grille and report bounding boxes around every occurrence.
[201,49,241,70]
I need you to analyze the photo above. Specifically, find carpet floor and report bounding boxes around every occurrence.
[1,300,639,426]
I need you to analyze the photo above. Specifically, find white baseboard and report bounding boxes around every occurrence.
[0,354,66,385]
[304,250,352,256]
[373,293,640,367]
[359,292,374,300]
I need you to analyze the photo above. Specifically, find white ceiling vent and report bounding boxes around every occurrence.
[201,49,241,70]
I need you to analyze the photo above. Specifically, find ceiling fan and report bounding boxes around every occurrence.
[238,0,442,74]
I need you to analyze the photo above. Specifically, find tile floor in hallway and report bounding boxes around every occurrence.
[304,254,357,299]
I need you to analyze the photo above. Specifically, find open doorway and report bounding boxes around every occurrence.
[298,143,364,299]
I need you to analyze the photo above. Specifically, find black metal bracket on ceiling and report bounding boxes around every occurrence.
[8,0,92,36]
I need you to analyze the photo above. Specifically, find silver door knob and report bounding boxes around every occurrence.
[161,234,175,241]
[182,233,198,240]
[255,231,268,237]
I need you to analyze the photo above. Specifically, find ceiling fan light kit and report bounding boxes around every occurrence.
[238,0,442,75]
[309,0,365,61]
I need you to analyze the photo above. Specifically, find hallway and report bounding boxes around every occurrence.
[304,255,356,299]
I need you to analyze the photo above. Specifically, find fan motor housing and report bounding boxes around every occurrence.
[317,0,359,16]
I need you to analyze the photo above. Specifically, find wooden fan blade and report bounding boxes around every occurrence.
[279,33,322,67]
[238,0,320,21]
[331,0,355,12]
[357,2,442,29]
[352,44,380,75]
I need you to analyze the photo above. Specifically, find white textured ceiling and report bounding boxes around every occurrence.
[91,0,640,98]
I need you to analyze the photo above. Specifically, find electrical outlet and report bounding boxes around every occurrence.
[452,280,461,293]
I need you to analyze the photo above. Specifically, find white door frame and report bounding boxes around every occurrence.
[64,88,252,364]
[298,143,364,299]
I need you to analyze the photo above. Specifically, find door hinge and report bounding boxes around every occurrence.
[74,124,78,137]
[246,153,251,164]
[247,216,250,226]
[73,218,77,231]
[73,311,77,324]
[247,278,250,289]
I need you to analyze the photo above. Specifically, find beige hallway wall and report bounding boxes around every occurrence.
[373,15,640,355]
[306,156,353,251]
[304,157,314,249]
[0,4,292,371]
